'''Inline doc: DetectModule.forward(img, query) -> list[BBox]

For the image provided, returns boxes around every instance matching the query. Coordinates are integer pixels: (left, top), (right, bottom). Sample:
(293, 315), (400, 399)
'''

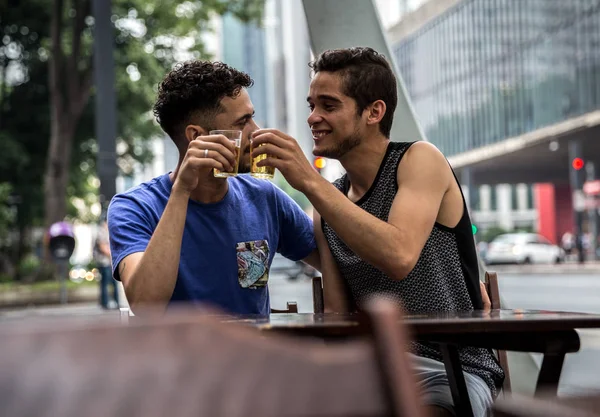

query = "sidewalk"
(491, 261), (600, 275)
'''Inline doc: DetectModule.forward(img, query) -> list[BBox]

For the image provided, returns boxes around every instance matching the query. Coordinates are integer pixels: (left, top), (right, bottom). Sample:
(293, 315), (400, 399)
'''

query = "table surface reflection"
(222, 309), (600, 335)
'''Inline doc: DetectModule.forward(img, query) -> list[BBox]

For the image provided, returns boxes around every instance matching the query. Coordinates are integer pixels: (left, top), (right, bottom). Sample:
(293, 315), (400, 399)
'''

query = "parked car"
(485, 233), (565, 265)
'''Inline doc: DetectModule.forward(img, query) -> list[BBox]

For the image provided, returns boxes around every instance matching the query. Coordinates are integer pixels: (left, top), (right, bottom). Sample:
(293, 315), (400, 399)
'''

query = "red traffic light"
(572, 157), (585, 171)
(314, 157), (327, 170)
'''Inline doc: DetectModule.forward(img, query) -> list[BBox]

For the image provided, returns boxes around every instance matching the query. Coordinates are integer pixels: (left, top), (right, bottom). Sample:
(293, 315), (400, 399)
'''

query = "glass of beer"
(251, 141), (275, 179)
(210, 130), (241, 178)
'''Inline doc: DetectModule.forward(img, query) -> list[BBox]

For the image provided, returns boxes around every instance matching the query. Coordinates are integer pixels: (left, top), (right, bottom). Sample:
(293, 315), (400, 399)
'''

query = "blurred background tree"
(0, 0), (264, 278)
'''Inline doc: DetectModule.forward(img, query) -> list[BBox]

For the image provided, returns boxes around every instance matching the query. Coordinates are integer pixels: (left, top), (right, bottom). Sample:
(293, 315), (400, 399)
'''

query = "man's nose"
(307, 110), (322, 127)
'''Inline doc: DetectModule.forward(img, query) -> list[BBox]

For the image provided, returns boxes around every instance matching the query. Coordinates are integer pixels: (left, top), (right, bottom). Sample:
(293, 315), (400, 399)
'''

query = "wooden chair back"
(312, 276), (325, 313)
(0, 298), (426, 417)
(271, 301), (299, 314)
(485, 270), (512, 395)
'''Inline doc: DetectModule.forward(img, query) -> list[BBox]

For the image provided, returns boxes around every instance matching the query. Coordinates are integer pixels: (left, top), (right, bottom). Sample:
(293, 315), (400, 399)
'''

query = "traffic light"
(471, 224), (478, 235)
(314, 156), (327, 172)
(572, 157), (585, 171)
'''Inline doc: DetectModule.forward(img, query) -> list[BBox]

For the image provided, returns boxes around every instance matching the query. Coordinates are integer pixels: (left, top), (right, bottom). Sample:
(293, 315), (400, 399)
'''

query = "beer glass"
(210, 130), (242, 178)
(250, 141), (275, 179)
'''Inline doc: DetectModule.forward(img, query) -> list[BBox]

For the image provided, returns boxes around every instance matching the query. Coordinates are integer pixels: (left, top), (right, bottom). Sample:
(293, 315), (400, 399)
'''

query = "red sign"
(583, 180), (600, 195)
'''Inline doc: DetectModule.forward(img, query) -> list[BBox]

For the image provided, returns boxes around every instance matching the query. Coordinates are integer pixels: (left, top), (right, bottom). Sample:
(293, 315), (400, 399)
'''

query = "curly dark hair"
(309, 47), (397, 138)
(153, 61), (254, 146)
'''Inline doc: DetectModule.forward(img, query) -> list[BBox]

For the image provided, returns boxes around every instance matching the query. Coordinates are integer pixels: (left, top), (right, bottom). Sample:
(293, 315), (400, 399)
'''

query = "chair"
(485, 270), (512, 395)
(271, 301), (299, 314)
(313, 273), (513, 394)
(312, 276), (325, 313)
(272, 275), (324, 314)
(0, 297), (426, 417)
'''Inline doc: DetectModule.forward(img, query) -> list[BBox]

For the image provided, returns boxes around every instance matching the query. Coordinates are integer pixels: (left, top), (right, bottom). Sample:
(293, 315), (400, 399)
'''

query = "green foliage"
(17, 253), (41, 276)
(0, 0), (264, 278)
(0, 182), (16, 240)
(0, 0), (264, 227)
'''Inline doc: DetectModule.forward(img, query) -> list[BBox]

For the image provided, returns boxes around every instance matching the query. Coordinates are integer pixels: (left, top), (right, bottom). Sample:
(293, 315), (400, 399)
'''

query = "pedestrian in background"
(95, 218), (119, 309)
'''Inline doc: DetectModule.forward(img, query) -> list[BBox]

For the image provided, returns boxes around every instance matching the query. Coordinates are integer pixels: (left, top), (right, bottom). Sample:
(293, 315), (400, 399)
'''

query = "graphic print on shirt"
(236, 240), (270, 289)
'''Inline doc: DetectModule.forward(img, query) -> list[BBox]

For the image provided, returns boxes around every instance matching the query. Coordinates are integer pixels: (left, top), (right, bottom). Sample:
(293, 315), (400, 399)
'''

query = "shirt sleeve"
(272, 184), (317, 261)
(107, 194), (156, 281)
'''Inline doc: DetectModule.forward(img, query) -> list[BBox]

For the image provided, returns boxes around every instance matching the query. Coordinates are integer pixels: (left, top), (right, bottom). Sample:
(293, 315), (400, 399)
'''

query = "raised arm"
(306, 142), (452, 281)
(250, 131), (453, 282)
(110, 134), (238, 313)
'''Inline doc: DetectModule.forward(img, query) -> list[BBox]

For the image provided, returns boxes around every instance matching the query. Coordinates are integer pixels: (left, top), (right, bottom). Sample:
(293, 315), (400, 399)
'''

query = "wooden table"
(225, 309), (600, 417)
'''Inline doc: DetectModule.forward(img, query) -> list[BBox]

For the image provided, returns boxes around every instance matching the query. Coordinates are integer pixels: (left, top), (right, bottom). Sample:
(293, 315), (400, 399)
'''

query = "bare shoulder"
(398, 141), (452, 185)
(403, 141), (447, 164)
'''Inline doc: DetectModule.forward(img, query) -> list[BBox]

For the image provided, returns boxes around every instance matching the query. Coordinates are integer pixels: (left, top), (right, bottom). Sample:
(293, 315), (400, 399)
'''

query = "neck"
(339, 133), (389, 200)
(170, 158), (229, 204)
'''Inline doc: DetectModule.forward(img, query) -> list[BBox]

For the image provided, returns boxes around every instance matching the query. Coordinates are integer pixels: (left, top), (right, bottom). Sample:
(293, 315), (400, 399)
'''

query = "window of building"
(527, 184), (535, 209)
(471, 186), (482, 211)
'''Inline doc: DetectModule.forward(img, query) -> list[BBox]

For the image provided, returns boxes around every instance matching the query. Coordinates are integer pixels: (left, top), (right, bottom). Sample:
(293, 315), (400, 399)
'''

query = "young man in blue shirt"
(108, 61), (319, 316)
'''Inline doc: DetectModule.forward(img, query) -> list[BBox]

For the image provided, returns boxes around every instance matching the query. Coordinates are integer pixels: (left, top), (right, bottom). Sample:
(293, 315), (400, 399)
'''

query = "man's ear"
(184, 125), (207, 144)
(365, 100), (387, 127)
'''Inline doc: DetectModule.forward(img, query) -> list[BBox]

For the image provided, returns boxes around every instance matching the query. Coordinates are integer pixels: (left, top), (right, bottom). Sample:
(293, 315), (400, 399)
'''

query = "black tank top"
(322, 141), (504, 395)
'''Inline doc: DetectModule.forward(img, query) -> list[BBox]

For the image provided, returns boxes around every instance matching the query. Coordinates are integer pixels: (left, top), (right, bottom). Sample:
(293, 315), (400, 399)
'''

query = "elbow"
(387, 254), (419, 281)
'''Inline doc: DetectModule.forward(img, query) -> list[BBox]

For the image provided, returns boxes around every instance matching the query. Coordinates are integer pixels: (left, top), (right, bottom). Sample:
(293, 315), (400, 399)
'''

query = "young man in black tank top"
(252, 47), (500, 417)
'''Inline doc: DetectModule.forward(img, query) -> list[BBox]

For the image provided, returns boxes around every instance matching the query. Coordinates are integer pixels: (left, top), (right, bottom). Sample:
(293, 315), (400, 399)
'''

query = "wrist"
(171, 182), (192, 199)
(301, 170), (326, 197)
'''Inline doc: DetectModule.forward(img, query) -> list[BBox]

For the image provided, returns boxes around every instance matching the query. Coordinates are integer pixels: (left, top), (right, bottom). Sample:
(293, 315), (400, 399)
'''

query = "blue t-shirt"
(107, 173), (316, 315)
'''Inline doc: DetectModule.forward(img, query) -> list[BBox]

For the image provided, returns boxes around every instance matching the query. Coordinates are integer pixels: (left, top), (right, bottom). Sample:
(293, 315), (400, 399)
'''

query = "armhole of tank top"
(418, 155), (468, 234)
(392, 141), (418, 194)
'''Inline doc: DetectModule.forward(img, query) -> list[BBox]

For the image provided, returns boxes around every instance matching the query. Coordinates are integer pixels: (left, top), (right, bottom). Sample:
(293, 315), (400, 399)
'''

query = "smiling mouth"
(312, 130), (331, 140)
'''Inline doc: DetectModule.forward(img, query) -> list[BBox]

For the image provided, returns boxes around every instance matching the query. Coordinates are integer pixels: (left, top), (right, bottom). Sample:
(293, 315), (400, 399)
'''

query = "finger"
(256, 157), (281, 170)
(251, 143), (287, 160)
(182, 157), (224, 172)
(480, 281), (491, 311)
(251, 128), (291, 140)
(197, 134), (237, 153)
(251, 132), (290, 148)
(188, 142), (237, 170)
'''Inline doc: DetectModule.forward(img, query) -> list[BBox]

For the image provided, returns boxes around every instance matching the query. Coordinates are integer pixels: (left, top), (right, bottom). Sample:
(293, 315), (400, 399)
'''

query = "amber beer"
(251, 142), (275, 179)
(210, 130), (241, 178)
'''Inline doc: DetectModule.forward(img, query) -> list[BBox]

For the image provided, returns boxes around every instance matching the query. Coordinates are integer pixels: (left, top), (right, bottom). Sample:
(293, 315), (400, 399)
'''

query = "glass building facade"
(393, 0), (600, 157)
(221, 14), (270, 128)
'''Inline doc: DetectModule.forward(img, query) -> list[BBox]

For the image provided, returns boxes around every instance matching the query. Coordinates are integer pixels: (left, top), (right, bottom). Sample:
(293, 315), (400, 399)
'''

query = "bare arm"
(314, 210), (348, 312)
(251, 131), (452, 282)
(304, 142), (451, 281)
(300, 248), (321, 271)
(118, 186), (190, 313)
(98, 242), (111, 258)
(117, 134), (238, 313)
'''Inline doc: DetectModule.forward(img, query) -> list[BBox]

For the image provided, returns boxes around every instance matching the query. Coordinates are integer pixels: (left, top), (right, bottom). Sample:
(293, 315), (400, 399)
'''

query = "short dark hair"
(309, 47), (397, 138)
(153, 61), (254, 146)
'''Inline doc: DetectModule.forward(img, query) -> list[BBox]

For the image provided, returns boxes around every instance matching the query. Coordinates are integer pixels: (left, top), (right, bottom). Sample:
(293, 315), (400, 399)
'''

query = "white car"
(485, 233), (565, 265)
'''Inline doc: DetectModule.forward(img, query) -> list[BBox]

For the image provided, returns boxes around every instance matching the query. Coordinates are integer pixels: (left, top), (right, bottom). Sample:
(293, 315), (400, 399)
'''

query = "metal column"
(586, 161), (598, 260)
(92, 0), (118, 213)
(568, 140), (586, 263)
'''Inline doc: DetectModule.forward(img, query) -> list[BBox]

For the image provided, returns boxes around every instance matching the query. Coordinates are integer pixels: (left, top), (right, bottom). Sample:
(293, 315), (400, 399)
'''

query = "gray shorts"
(410, 353), (493, 417)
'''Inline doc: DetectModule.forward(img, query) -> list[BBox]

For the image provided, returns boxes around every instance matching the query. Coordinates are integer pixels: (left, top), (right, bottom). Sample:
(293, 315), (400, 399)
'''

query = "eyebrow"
(306, 94), (343, 104)
(234, 110), (255, 124)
